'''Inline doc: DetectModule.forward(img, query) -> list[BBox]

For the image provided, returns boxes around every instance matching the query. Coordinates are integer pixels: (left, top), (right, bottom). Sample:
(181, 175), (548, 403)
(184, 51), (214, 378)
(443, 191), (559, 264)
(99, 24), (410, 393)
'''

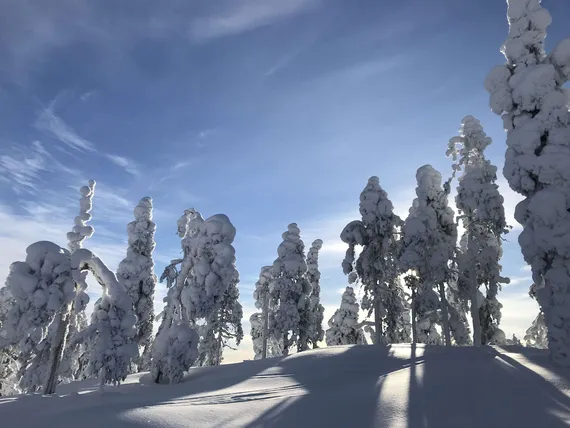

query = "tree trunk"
(282, 333), (289, 356)
(216, 317), (224, 366)
(43, 306), (71, 395)
(468, 234), (482, 347)
(438, 283), (452, 347)
(411, 288), (417, 345)
(374, 298), (383, 345)
(262, 293), (269, 359)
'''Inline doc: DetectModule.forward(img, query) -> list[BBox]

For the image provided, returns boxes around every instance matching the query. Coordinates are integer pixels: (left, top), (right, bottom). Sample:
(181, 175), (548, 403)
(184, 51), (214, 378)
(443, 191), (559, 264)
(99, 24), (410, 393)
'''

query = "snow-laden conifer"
(116, 197), (157, 371)
(341, 177), (407, 344)
(0, 242), (76, 393)
(447, 116), (510, 346)
(152, 211), (238, 381)
(60, 180), (96, 384)
(268, 223), (311, 356)
(524, 312), (548, 349)
(252, 266), (282, 358)
(198, 280), (243, 366)
(178, 213), (239, 322)
(306, 239), (325, 348)
(400, 166), (457, 346)
(485, 0), (570, 364)
(0, 287), (19, 396)
(325, 287), (367, 346)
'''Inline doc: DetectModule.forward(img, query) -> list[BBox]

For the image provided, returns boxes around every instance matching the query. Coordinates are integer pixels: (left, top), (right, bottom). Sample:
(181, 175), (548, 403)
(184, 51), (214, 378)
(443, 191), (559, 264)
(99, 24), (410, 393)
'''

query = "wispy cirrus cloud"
(34, 102), (96, 152)
(189, 0), (320, 41)
(0, 141), (47, 192)
(106, 154), (140, 176)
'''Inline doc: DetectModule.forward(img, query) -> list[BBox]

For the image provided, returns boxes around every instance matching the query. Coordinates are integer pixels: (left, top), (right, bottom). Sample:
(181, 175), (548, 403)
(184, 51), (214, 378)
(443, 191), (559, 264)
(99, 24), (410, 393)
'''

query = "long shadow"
(497, 345), (570, 385)
(408, 345), (570, 428)
(245, 344), (418, 428)
(0, 357), (281, 428)
(407, 344), (425, 428)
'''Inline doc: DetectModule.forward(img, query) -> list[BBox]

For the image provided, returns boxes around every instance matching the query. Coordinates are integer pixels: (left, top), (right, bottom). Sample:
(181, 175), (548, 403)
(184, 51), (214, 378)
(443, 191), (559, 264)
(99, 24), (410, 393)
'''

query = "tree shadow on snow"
(1, 357), (281, 428)
(244, 344), (418, 428)
(407, 345), (570, 428)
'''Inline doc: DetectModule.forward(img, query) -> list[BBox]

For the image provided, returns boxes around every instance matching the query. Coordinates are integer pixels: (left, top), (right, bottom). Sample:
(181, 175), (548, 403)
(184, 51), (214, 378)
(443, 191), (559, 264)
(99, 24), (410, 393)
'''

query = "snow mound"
(1, 345), (569, 427)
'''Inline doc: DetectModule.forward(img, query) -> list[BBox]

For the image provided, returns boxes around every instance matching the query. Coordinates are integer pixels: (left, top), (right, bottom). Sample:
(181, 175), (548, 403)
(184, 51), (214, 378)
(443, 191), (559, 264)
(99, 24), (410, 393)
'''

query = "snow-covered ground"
(1, 344), (570, 427)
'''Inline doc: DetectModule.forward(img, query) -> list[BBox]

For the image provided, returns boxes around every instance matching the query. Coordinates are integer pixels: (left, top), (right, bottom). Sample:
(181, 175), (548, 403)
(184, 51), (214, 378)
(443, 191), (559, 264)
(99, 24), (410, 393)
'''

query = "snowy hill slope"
(1, 344), (570, 428)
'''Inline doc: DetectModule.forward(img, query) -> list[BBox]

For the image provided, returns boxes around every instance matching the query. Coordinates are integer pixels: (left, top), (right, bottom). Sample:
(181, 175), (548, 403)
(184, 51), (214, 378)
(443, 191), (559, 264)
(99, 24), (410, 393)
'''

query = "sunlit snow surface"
(1, 344), (570, 427)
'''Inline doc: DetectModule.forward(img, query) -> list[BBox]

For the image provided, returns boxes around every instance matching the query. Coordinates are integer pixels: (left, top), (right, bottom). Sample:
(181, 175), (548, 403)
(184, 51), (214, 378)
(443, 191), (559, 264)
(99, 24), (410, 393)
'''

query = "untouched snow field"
(2, 344), (570, 427)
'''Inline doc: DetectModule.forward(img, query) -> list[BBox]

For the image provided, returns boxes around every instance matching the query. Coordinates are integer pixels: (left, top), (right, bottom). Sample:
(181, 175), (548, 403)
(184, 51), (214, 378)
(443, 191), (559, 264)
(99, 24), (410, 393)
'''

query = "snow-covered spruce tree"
(447, 116), (510, 346)
(178, 213), (239, 323)
(0, 242), (77, 393)
(485, 0), (570, 364)
(60, 180), (96, 383)
(268, 223), (311, 356)
(152, 211), (239, 381)
(250, 313), (264, 360)
(446, 281), (472, 346)
(150, 211), (200, 384)
(198, 279), (243, 366)
(325, 287), (367, 346)
(0, 287), (19, 396)
(306, 239), (325, 349)
(341, 177), (407, 345)
(116, 197), (157, 372)
(524, 312), (548, 349)
(252, 266), (282, 358)
(400, 165), (457, 346)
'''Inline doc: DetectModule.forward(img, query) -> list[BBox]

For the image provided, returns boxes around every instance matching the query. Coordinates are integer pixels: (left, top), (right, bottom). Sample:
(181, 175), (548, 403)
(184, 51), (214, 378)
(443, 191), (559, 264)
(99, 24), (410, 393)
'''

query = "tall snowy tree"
(0, 287), (19, 396)
(268, 223), (311, 356)
(60, 180), (96, 383)
(446, 270), (472, 346)
(485, 0), (570, 364)
(116, 197), (157, 372)
(341, 177), (407, 345)
(251, 266), (282, 358)
(325, 287), (367, 346)
(198, 279), (243, 366)
(152, 210), (239, 382)
(0, 242), (77, 394)
(400, 165), (457, 346)
(151, 210), (200, 384)
(306, 239), (325, 349)
(447, 116), (510, 346)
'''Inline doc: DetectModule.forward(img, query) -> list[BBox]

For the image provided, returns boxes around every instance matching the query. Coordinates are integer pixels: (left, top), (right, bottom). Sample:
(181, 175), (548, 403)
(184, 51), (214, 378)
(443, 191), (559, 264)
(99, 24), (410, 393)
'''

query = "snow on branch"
(67, 180), (96, 253)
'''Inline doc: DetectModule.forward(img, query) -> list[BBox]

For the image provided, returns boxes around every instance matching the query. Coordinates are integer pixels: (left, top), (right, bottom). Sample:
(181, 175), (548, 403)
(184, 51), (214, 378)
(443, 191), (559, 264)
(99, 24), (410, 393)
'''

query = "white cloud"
(0, 141), (47, 192)
(506, 275), (532, 287)
(34, 102), (96, 152)
(106, 154), (140, 176)
(190, 0), (319, 41)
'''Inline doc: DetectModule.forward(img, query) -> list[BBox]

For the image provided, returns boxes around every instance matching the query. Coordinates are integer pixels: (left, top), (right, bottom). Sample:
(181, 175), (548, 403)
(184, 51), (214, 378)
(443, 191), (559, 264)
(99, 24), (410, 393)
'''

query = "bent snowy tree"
(0, 242), (137, 393)
(485, 0), (570, 365)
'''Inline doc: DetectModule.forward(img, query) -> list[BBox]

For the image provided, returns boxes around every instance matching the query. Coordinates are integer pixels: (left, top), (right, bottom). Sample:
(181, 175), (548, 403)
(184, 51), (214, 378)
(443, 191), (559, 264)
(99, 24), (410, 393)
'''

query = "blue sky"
(1, 0), (569, 362)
